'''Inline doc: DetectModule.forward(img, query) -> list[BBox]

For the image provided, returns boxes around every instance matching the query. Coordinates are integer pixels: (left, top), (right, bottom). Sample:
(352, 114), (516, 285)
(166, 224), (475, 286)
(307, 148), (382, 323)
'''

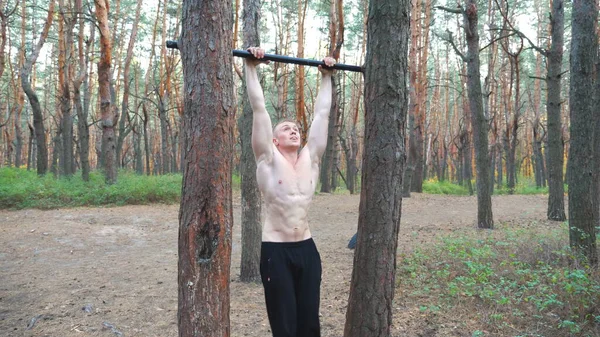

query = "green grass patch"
(0, 167), (182, 209)
(398, 223), (600, 336)
(422, 176), (559, 196)
(423, 179), (470, 195)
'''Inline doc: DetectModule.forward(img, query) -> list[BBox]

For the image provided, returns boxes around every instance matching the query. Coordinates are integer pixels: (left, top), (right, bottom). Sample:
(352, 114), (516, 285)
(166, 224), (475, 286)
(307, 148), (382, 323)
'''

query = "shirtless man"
(245, 47), (334, 337)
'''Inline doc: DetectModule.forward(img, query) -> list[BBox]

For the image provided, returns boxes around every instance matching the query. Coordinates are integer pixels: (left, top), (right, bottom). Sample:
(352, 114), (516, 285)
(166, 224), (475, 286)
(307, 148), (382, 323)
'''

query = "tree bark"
(546, 0), (566, 221)
(440, 0), (495, 227)
(178, 0), (235, 335)
(238, 0), (262, 283)
(0, 0), (7, 79)
(21, 0), (55, 175)
(343, 0), (409, 334)
(58, 0), (75, 177)
(95, 0), (117, 184)
(567, 0), (598, 266)
(73, 0), (92, 181)
(116, 0), (142, 170)
(295, 0), (308, 135)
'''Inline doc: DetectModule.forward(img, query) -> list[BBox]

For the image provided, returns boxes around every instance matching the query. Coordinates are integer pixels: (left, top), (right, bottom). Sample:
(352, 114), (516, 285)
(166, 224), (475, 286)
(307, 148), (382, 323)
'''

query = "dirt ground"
(0, 193), (553, 337)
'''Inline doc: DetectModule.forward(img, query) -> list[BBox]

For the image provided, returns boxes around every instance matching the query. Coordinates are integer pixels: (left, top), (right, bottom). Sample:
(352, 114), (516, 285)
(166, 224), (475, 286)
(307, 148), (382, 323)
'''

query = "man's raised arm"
(245, 47), (273, 162)
(306, 57), (335, 162)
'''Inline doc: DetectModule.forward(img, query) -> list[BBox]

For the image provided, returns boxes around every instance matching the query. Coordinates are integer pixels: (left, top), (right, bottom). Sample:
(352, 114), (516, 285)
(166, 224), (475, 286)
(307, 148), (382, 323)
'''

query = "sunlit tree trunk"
(295, 0), (308, 135)
(95, 0), (117, 184)
(142, 0), (160, 175)
(73, 0), (92, 181)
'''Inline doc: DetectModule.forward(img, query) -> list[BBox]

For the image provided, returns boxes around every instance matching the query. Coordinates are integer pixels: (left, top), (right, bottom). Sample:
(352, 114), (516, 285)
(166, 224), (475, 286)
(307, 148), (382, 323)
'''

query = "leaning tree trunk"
(21, 0), (54, 176)
(116, 0), (141, 169)
(178, 0), (235, 335)
(546, 0), (566, 221)
(567, 0), (598, 266)
(238, 0), (262, 283)
(343, 0), (409, 334)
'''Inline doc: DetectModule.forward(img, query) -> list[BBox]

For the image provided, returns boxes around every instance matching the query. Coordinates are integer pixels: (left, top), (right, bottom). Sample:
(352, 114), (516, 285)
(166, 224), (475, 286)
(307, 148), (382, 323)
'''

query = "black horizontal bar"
(166, 40), (363, 73)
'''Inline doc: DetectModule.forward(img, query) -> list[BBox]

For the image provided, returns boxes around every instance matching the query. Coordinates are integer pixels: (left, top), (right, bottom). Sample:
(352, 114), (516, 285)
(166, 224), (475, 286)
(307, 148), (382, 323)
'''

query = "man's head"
(273, 118), (302, 151)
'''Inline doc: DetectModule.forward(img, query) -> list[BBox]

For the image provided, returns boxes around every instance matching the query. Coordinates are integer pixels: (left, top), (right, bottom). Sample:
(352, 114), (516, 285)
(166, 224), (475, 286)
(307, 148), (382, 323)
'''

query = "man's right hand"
(246, 47), (270, 67)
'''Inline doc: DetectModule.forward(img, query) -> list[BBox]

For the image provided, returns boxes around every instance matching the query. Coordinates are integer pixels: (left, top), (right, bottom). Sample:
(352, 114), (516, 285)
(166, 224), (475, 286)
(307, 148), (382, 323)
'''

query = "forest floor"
(1, 193), (554, 337)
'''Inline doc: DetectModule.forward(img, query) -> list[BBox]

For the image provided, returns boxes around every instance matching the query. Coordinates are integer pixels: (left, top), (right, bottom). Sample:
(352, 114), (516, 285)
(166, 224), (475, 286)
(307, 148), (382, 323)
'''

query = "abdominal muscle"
(257, 149), (317, 242)
(262, 196), (313, 242)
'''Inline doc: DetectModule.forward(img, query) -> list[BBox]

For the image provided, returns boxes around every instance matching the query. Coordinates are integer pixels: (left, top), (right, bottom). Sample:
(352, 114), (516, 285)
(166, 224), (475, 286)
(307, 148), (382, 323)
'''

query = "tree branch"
(528, 75), (547, 81)
(479, 30), (517, 52)
(443, 30), (467, 62)
(435, 5), (463, 14)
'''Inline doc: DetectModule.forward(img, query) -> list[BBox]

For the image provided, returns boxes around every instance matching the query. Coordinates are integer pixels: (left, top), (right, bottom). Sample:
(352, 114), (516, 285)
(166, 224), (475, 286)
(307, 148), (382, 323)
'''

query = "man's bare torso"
(256, 145), (319, 242)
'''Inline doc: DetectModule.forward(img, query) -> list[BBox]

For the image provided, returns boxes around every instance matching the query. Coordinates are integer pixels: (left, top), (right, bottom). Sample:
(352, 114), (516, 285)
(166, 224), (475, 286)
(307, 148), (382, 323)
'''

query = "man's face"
(273, 122), (301, 149)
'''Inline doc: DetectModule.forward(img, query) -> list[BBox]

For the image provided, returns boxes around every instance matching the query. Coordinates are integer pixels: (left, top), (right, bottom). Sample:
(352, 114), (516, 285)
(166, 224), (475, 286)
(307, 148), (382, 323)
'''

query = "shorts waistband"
(261, 238), (314, 248)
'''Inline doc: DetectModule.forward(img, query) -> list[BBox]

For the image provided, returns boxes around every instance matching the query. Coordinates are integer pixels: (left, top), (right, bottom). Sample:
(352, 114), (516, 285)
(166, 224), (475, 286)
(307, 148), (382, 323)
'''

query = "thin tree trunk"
(21, 0), (55, 175)
(74, 0), (92, 181)
(344, 0), (409, 334)
(546, 0), (566, 221)
(58, 0), (75, 176)
(567, 0), (598, 266)
(440, 0), (494, 227)
(0, 0), (7, 79)
(238, 0), (262, 283)
(178, 0), (235, 335)
(295, 0), (308, 135)
(95, 0), (117, 184)
(116, 0), (141, 169)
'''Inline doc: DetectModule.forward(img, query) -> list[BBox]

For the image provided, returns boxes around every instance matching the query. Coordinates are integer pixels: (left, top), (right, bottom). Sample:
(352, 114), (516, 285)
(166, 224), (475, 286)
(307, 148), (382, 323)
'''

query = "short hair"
(273, 118), (301, 135)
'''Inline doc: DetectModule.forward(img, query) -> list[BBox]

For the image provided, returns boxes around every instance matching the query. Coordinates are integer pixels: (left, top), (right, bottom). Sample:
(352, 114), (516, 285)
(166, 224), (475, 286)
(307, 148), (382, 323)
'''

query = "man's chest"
(257, 154), (318, 197)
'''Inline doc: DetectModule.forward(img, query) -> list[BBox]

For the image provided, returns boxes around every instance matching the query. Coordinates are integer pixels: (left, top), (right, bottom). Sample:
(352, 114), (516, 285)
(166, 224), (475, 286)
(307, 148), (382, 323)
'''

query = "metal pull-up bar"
(166, 40), (363, 73)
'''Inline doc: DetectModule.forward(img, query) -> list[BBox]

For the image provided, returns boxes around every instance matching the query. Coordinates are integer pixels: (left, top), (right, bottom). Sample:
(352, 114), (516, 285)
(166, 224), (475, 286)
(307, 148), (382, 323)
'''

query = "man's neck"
(277, 147), (299, 166)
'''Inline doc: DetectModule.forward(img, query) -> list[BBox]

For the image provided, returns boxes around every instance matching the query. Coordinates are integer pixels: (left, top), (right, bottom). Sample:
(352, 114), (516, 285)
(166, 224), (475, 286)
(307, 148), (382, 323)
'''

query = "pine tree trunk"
(567, 0), (598, 266)
(21, 0), (54, 175)
(95, 0), (117, 184)
(238, 0), (262, 283)
(116, 0), (141, 168)
(74, 1), (92, 181)
(0, 0), (6, 80)
(58, 2), (75, 176)
(295, 0), (308, 134)
(464, 0), (493, 228)
(546, 0), (566, 221)
(343, 0), (409, 334)
(14, 107), (22, 168)
(320, 75), (340, 193)
(178, 0), (235, 335)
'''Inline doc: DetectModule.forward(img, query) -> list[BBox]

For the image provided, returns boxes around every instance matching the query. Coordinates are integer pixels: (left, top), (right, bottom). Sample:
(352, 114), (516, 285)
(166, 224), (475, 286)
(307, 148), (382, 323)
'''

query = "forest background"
(0, 0), (571, 194)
